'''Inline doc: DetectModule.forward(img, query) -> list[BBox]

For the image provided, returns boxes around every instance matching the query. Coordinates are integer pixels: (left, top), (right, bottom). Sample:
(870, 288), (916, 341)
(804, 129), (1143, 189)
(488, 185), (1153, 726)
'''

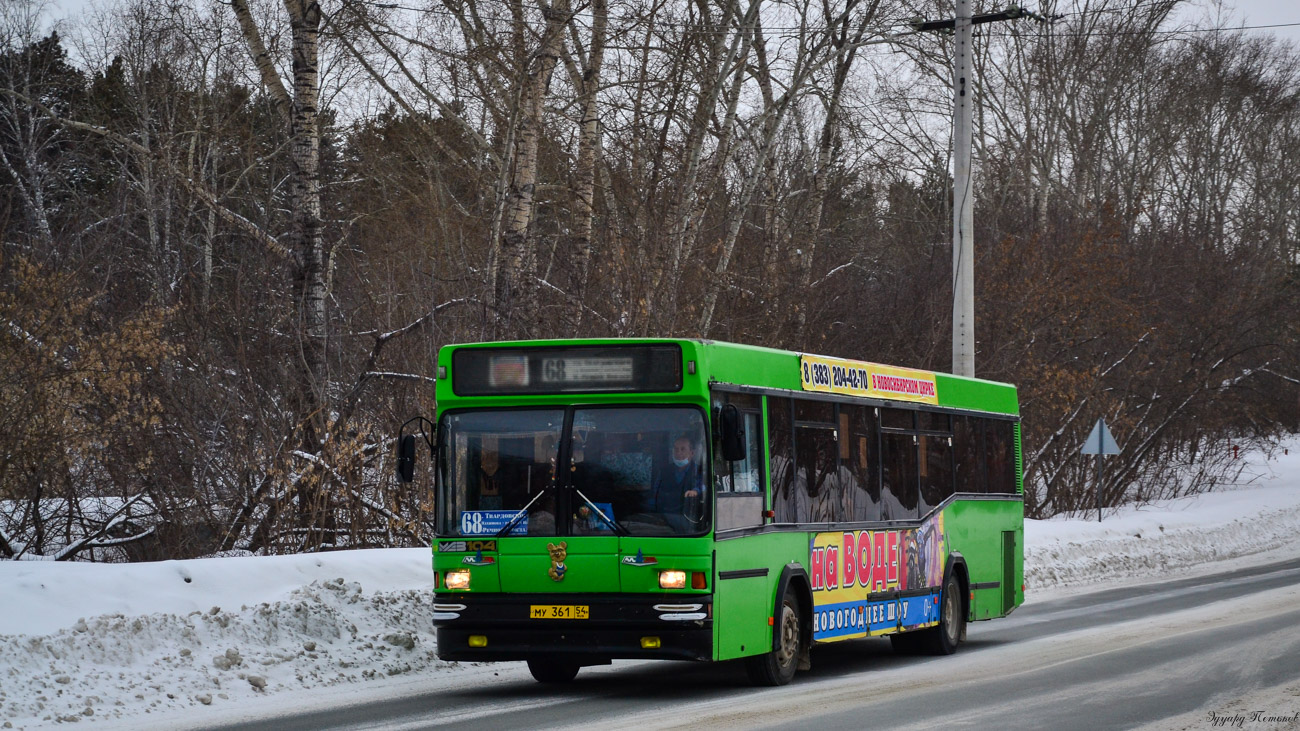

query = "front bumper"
(433, 593), (714, 662)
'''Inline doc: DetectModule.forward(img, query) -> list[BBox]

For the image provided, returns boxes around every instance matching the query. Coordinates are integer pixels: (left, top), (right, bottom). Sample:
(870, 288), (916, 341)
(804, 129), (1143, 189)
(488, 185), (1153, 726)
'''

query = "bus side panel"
(942, 498), (1024, 619)
(713, 531), (807, 661)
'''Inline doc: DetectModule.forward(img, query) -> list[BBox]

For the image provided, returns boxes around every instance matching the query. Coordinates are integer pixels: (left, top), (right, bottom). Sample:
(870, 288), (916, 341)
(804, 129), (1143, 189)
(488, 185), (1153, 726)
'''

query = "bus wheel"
(744, 587), (802, 686)
(921, 573), (964, 656)
(527, 657), (580, 683)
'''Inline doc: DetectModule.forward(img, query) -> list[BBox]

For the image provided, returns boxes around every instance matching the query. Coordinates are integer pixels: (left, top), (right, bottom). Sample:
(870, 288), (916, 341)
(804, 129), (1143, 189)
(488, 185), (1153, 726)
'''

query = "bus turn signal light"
(640, 636), (661, 649)
(691, 572), (706, 590)
(468, 635), (487, 647)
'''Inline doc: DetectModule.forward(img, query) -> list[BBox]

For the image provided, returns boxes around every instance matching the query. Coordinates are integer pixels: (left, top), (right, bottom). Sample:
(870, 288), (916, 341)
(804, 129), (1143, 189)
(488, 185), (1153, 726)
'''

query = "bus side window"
(713, 393), (763, 494)
(953, 416), (986, 493)
(919, 421), (954, 514)
(767, 397), (796, 522)
(986, 420), (1016, 494)
(793, 399), (839, 523)
(881, 409), (919, 521)
(843, 404), (879, 522)
(738, 411), (762, 491)
(795, 423), (839, 522)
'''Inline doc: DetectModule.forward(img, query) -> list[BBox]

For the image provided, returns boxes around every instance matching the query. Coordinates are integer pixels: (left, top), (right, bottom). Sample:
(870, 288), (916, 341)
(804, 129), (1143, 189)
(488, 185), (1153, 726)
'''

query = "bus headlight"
(445, 570), (471, 590)
(658, 570), (686, 590)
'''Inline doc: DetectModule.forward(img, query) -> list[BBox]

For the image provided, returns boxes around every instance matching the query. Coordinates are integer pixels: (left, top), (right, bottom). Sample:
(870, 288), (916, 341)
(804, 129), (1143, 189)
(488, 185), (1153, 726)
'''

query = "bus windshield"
(437, 407), (710, 537)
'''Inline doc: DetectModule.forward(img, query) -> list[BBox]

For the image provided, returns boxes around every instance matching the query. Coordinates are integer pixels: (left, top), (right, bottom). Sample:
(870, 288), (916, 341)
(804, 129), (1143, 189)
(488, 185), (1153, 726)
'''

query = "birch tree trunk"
(569, 0), (607, 329)
(286, 0), (327, 433)
(230, 0), (330, 549)
(494, 0), (571, 337)
(285, 0), (330, 547)
(0, 5), (59, 248)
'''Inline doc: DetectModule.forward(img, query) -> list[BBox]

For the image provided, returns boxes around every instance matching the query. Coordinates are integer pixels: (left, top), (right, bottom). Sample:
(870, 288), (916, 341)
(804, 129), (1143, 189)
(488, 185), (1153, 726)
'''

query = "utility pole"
(952, 0), (975, 378)
(913, 5), (1030, 378)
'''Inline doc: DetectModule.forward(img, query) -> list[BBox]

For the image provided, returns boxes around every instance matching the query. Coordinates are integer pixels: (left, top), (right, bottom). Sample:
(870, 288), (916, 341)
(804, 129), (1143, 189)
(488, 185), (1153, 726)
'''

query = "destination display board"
(453, 344), (682, 395)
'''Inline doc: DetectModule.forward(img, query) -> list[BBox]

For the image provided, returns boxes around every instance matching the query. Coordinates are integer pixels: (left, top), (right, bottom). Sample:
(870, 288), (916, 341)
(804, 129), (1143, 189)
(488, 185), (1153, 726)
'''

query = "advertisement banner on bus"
(799, 355), (939, 405)
(808, 513), (949, 641)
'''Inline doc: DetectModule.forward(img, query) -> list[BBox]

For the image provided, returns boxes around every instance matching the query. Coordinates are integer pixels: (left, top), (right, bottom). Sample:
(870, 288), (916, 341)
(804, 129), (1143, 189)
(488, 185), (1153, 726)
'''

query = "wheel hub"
(944, 590), (959, 644)
(776, 604), (798, 668)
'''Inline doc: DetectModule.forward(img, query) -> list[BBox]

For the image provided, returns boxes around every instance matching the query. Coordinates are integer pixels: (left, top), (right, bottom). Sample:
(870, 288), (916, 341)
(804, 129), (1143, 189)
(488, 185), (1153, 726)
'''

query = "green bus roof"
(435, 338), (1018, 417)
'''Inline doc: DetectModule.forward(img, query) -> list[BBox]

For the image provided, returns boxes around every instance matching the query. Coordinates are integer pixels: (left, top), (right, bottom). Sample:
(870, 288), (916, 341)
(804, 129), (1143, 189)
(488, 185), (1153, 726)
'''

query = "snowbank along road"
(1, 444), (1298, 729)
(197, 556), (1300, 731)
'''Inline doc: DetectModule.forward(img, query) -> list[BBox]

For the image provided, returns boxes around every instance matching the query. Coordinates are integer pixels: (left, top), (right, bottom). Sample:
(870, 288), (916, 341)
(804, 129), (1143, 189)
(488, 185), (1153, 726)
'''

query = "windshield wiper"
(572, 487), (628, 536)
(494, 487), (549, 537)
(492, 484), (628, 537)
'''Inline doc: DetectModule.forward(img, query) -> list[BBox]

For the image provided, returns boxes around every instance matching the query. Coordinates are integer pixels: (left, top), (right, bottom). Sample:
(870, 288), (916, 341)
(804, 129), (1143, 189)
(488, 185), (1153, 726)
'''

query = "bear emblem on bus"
(547, 542), (568, 582)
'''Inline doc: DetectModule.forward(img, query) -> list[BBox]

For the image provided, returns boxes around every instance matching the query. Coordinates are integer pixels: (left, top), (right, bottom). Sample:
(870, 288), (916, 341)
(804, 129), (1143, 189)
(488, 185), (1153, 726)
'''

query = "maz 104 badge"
(438, 540), (498, 553)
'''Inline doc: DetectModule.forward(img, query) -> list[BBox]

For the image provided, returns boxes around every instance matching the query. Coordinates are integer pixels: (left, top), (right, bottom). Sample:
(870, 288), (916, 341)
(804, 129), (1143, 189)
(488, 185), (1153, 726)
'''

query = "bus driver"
(648, 436), (705, 523)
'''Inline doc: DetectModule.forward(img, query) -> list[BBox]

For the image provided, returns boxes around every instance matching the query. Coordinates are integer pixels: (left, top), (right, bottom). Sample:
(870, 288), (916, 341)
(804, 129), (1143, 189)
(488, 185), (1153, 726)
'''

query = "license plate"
(530, 604), (590, 620)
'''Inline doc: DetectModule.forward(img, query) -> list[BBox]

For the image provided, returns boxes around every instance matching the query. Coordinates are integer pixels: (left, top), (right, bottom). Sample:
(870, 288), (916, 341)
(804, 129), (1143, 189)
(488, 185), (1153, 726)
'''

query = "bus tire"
(920, 572), (964, 656)
(744, 587), (802, 686)
(527, 657), (580, 683)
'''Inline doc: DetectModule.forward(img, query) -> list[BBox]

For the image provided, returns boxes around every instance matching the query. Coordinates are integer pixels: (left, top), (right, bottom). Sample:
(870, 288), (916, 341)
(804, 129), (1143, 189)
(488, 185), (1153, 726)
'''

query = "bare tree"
(0, 2), (73, 248)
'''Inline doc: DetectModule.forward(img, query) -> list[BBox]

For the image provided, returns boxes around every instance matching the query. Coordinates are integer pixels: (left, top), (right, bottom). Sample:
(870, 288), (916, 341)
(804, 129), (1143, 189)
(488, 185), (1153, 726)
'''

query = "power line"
(1043, 0), (1173, 20)
(982, 20), (1300, 38)
(343, 0), (1300, 41)
(345, 0), (932, 36)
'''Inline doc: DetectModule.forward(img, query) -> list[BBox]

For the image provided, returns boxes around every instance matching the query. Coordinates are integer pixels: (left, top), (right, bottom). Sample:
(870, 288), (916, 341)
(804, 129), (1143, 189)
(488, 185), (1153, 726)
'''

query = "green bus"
(397, 339), (1023, 686)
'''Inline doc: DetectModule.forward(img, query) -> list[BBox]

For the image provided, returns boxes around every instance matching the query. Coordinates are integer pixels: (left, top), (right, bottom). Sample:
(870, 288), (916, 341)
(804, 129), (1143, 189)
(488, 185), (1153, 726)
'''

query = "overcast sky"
(39, 0), (1300, 63)
(1177, 0), (1300, 45)
(43, 0), (1300, 35)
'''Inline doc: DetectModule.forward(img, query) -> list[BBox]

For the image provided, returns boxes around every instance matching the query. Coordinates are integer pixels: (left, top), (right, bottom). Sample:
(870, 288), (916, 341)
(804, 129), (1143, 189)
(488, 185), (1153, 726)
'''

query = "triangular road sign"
(1081, 418), (1120, 455)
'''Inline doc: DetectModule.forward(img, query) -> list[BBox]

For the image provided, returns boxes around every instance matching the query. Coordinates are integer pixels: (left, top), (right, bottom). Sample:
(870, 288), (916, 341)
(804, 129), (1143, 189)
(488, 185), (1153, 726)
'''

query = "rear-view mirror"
(396, 433), (416, 482)
(720, 404), (746, 462)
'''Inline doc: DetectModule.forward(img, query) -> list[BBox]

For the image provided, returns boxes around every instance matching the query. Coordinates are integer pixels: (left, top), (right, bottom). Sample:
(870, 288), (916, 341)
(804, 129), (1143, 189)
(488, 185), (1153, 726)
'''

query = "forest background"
(1, 0), (1297, 560)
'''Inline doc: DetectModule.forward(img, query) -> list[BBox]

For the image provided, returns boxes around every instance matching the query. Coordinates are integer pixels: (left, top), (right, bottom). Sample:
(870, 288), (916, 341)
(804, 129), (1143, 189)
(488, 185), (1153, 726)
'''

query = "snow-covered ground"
(2, 441), (1298, 730)
(1026, 442), (1300, 594)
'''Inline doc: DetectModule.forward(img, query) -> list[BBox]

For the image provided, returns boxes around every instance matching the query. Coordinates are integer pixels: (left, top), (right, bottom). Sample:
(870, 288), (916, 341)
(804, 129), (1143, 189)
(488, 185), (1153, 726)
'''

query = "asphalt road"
(215, 557), (1300, 731)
